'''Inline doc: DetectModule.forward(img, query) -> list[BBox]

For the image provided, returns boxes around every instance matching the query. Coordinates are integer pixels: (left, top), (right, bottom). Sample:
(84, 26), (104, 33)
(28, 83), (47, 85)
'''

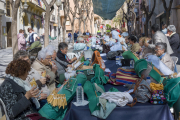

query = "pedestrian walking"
(17, 29), (26, 50)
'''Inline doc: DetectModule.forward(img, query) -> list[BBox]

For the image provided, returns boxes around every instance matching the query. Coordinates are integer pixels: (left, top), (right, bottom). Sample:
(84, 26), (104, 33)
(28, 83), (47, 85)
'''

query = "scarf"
(159, 53), (166, 60)
(6, 74), (40, 109)
(170, 32), (176, 37)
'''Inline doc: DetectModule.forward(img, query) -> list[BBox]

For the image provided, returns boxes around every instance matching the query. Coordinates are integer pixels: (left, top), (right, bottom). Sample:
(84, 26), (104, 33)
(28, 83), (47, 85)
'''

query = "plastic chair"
(171, 56), (178, 64)
(0, 98), (9, 120)
(171, 56), (178, 73)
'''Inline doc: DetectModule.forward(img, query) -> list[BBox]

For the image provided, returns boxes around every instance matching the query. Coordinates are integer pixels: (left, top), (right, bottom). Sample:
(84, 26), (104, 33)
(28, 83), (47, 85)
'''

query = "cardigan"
(0, 78), (37, 120)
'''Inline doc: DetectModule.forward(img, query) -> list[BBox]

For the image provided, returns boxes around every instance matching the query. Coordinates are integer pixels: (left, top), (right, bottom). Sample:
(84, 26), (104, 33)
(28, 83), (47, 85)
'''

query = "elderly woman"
(32, 48), (57, 92)
(13, 50), (50, 108)
(57, 42), (77, 64)
(46, 45), (72, 77)
(0, 60), (50, 120)
(73, 37), (87, 50)
(167, 25), (180, 52)
(129, 35), (141, 53)
(155, 42), (174, 71)
(138, 37), (153, 58)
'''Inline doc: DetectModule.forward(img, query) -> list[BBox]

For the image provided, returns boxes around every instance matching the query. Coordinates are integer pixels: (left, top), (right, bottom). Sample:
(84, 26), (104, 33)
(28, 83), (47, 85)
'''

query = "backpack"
(91, 51), (106, 70)
(29, 33), (34, 45)
(68, 33), (71, 37)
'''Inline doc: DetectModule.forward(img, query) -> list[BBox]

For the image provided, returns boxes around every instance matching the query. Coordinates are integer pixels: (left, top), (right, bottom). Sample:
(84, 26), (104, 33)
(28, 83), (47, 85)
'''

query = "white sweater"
(100, 92), (133, 107)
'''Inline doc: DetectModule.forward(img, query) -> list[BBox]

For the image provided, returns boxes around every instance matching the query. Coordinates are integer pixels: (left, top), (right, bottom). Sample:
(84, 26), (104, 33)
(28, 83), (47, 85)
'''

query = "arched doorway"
(37, 20), (40, 35)
(23, 13), (28, 38)
(30, 15), (35, 29)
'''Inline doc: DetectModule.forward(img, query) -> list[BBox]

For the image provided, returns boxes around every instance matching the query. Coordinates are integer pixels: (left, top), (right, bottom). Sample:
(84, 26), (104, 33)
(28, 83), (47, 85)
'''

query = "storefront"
(19, 0), (45, 38)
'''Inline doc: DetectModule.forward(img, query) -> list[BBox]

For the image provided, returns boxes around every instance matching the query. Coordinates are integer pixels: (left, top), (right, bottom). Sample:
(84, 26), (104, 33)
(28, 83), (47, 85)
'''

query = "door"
(6, 22), (12, 47)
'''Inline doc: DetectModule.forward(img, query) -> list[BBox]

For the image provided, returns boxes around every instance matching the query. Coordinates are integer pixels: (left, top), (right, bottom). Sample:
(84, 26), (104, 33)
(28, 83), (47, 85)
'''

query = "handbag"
(134, 80), (151, 103)
(91, 51), (106, 70)
(127, 75), (151, 105)
(108, 68), (139, 85)
(102, 44), (110, 53)
(150, 90), (166, 104)
(83, 50), (93, 60)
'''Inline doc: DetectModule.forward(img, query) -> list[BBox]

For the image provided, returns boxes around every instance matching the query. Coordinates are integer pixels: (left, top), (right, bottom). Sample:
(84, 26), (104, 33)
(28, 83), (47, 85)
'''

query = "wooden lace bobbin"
(30, 78), (37, 87)
(41, 70), (46, 77)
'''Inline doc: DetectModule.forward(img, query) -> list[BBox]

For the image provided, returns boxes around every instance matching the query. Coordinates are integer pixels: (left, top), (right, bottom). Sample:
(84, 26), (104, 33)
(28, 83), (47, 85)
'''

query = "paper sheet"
(105, 68), (111, 73)
(100, 53), (106, 56)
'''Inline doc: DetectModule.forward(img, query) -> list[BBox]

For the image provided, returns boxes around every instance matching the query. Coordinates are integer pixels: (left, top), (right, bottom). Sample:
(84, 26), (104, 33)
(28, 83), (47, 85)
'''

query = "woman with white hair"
(167, 25), (180, 52)
(31, 48), (58, 92)
(74, 37), (87, 50)
(155, 42), (174, 71)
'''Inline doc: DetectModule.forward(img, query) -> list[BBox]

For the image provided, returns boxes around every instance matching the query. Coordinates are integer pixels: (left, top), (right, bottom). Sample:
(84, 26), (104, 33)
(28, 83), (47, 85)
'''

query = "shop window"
(31, 20), (34, 29)
(37, 21), (40, 36)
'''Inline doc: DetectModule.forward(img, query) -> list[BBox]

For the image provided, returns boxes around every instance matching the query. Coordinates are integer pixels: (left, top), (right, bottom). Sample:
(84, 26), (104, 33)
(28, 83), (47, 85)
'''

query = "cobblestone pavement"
(0, 39), (73, 79)
(0, 40), (180, 79)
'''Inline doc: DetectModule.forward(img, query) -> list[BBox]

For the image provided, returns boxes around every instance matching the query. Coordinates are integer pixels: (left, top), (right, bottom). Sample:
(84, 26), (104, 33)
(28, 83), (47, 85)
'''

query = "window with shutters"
(6, 0), (11, 17)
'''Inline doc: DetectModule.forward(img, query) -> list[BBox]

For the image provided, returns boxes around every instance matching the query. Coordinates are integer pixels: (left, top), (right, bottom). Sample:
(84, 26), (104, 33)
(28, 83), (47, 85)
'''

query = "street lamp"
(23, 0), (28, 10)
(56, 0), (62, 43)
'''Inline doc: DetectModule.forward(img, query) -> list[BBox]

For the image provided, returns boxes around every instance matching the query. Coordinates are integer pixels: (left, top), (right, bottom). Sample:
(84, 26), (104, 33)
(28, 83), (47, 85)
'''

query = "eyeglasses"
(155, 48), (161, 51)
(45, 57), (51, 60)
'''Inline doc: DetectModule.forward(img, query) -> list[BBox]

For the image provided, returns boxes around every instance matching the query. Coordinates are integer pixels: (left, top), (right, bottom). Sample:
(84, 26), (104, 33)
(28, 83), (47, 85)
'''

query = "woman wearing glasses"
(155, 42), (174, 71)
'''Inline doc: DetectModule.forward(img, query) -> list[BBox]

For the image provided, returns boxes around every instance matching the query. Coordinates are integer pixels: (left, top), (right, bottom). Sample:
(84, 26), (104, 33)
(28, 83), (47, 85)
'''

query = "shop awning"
(92, 0), (126, 20)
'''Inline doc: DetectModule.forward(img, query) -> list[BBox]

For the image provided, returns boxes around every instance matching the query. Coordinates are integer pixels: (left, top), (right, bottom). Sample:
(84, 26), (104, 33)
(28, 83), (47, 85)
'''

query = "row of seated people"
(103, 26), (175, 72)
(0, 42), (77, 119)
(127, 36), (174, 72)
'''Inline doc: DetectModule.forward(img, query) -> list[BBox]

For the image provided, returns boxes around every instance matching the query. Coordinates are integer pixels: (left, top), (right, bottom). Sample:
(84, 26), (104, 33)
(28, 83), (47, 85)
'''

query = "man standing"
(167, 25), (180, 53)
(74, 30), (78, 43)
(86, 30), (90, 35)
(145, 24), (173, 55)
(26, 28), (39, 46)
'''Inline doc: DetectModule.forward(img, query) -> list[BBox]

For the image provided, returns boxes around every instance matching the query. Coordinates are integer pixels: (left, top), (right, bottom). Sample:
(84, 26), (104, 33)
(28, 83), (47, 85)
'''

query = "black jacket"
(0, 78), (37, 120)
(168, 33), (180, 52)
(57, 51), (70, 64)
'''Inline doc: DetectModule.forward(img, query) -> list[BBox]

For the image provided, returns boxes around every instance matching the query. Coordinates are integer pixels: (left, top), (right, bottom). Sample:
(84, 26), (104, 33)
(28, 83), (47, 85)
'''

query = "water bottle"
(119, 56), (123, 66)
(130, 59), (134, 68)
(76, 83), (84, 104)
(146, 77), (151, 85)
(116, 56), (120, 65)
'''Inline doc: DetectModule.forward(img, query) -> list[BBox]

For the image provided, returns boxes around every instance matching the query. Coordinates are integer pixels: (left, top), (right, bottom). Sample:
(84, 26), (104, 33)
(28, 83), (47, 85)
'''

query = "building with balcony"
(0, 0), (46, 49)
(0, 0), (6, 49)
(19, 0), (46, 37)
